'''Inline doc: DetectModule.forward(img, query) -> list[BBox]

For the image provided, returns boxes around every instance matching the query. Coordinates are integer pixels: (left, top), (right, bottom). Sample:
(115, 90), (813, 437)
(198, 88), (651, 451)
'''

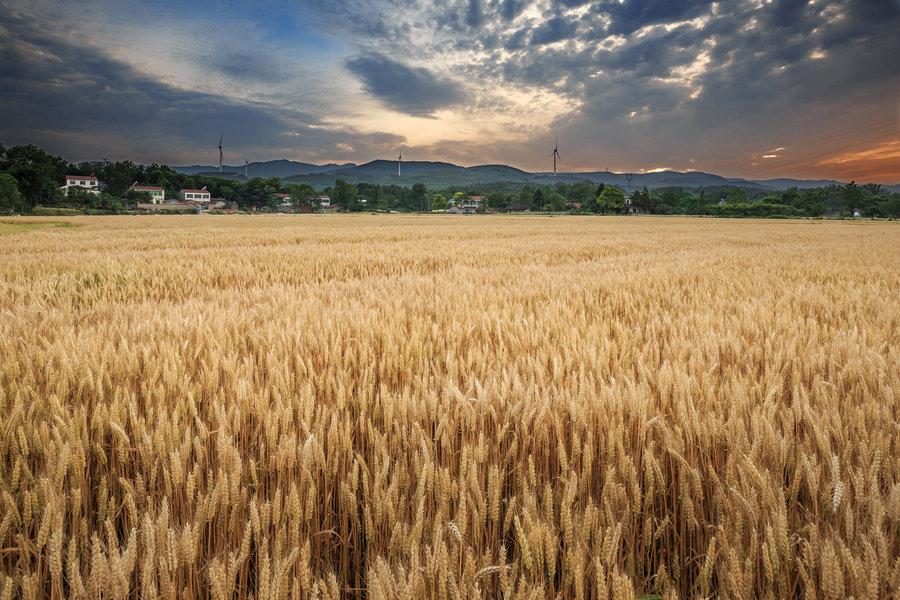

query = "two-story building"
(129, 184), (165, 204)
(178, 188), (211, 203)
(62, 175), (101, 196)
(316, 195), (331, 207)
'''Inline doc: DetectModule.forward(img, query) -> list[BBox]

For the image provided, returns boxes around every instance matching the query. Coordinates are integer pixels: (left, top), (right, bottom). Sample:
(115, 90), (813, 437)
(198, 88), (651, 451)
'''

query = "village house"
(274, 192), (292, 206)
(61, 174), (101, 196)
(129, 184), (165, 204)
(178, 187), (211, 203)
(316, 195), (331, 207)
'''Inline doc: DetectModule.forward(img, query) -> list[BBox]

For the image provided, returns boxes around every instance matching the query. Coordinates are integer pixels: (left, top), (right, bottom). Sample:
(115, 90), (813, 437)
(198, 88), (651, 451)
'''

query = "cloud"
(531, 16), (579, 45)
(599, 0), (716, 35)
(0, 6), (402, 164)
(201, 51), (282, 83)
(345, 53), (465, 118)
(1, 0), (898, 180)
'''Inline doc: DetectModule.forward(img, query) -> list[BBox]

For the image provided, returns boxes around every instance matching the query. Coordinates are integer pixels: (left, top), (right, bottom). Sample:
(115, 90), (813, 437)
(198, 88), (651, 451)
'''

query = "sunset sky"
(1, 0), (898, 181)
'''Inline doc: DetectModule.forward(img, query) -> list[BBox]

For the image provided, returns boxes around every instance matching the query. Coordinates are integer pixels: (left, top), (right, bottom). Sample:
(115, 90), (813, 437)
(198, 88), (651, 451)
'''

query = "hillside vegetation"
(0, 216), (897, 599)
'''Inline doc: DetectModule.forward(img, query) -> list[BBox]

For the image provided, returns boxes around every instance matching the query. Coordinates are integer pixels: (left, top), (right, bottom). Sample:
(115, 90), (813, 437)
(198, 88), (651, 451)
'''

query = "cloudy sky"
(1, 0), (898, 181)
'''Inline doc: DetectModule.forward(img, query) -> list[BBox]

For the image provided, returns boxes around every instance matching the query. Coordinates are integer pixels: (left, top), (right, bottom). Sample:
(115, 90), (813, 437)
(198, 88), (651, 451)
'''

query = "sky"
(1, 0), (899, 182)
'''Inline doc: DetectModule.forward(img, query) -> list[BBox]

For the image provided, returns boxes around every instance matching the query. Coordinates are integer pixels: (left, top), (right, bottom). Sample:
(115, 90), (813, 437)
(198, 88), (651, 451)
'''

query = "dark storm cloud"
(499, 0), (528, 21)
(466, 0), (484, 28)
(0, 6), (402, 163)
(531, 15), (579, 45)
(345, 53), (465, 118)
(597, 0), (716, 35)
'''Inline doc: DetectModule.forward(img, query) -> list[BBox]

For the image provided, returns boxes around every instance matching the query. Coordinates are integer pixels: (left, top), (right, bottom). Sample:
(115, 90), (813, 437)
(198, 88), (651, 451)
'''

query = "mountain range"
(174, 159), (899, 192)
(175, 159), (354, 178)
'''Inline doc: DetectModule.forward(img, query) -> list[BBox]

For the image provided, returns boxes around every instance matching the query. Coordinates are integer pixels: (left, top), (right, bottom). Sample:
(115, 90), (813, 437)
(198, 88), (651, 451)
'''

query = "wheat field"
(0, 215), (897, 599)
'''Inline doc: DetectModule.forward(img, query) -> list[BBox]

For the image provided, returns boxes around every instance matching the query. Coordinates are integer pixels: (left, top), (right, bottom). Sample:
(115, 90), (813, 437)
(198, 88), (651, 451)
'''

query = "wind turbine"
(242, 156), (249, 178)
(552, 136), (561, 176)
(218, 134), (224, 173)
(398, 148), (402, 177)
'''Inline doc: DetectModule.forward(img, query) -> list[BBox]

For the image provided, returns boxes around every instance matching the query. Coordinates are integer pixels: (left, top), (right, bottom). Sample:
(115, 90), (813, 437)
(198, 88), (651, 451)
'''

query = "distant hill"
(755, 178), (843, 189)
(178, 158), (863, 191)
(174, 159), (355, 178)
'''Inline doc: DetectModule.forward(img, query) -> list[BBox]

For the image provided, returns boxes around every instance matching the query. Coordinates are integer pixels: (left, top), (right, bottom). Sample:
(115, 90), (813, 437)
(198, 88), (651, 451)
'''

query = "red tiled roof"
(180, 189), (210, 194)
(66, 175), (97, 180)
(131, 185), (164, 191)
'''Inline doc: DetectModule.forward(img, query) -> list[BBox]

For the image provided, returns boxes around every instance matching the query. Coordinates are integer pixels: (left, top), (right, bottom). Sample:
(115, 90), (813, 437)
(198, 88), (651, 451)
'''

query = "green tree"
(597, 186), (626, 213)
(542, 191), (566, 212)
(530, 188), (545, 211)
(411, 183), (428, 212)
(798, 188), (827, 216)
(840, 182), (865, 216)
(877, 195), (900, 218)
(431, 194), (447, 210)
(485, 191), (505, 210)
(282, 183), (315, 207)
(0, 144), (69, 210)
(238, 178), (277, 208)
(333, 179), (358, 211)
(518, 186), (533, 208)
(125, 189), (153, 205)
(726, 188), (748, 204)
(95, 160), (142, 196)
(0, 173), (23, 212)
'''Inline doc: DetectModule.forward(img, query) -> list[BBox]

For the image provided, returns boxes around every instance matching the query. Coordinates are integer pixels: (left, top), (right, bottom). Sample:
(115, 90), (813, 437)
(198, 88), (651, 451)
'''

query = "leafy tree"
(284, 183), (316, 207)
(518, 186), (533, 208)
(582, 195), (599, 213)
(629, 187), (652, 212)
(780, 187), (800, 208)
(530, 188), (545, 211)
(238, 178), (277, 208)
(877, 195), (900, 218)
(798, 188), (827, 216)
(485, 191), (505, 210)
(0, 173), (23, 212)
(333, 179), (358, 211)
(840, 182), (865, 215)
(411, 183), (428, 212)
(726, 188), (748, 204)
(0, 144), (69, 210)
(94, 160), (142, 196)
(431, 194), (447, 210)
(597, 186), (626, 213)
(125, 189), (153, 204)
(542, 191), (566, 212)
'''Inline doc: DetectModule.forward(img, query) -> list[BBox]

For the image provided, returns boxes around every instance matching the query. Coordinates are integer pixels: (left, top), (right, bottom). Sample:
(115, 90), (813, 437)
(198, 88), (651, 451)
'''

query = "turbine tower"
(242, 156), (249, 178)
(552, 136), (561, 176)
(218, 134), (224, 173)
(398, 149), (402, 177)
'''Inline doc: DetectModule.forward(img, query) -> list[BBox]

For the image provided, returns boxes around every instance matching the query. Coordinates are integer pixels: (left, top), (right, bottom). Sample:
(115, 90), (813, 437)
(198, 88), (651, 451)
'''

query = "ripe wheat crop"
(0, 215), (897, 599)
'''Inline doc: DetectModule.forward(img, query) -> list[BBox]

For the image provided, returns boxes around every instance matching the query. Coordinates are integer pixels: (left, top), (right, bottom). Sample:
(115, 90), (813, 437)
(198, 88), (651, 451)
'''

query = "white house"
(62, 174), (101, 196)
(316, 195), (331, 207)
(179, 188), (211, 202)
(129, 184), (165, 204)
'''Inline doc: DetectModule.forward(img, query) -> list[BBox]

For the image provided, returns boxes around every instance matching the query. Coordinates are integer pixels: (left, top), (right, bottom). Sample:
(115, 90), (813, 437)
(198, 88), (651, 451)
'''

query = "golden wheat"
(0, 214), (897, 599)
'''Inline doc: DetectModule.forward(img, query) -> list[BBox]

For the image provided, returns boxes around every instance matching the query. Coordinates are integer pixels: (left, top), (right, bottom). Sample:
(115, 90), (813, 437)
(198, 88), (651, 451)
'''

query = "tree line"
(1, 143), (897, 217)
